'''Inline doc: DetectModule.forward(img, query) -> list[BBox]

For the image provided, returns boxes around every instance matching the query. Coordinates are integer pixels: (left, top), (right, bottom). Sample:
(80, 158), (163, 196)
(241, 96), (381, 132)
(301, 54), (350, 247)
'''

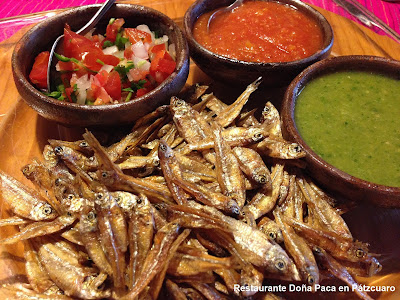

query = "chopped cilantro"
(132, 79), (147, 90)
(114, 63), (135, 82)
(115, 32), (129, 50)
(54, 53), (80, 64)
(96, 59), (105, 65)
(125, 92), (133, 102)
(102, 40), (114, 48)
(153, 30), (160, 39)
(44, 84), (66, 101)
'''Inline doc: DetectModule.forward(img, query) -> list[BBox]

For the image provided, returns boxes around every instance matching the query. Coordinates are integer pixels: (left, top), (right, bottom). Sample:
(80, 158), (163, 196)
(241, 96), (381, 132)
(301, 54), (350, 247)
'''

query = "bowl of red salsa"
(12, 4), (189, 127)
(184, 0), (333, 86)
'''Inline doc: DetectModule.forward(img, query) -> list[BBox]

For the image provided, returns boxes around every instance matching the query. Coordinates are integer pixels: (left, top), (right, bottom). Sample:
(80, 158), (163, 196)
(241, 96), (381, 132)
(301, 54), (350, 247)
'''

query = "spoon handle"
(207, 0), (244, 31)
(77, 0), (116, 35)
(333, 0), (400, 43)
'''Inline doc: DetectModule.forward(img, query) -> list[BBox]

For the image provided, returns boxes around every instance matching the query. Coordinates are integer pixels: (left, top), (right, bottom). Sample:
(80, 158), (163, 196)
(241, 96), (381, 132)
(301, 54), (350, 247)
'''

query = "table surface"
(0, 0), (399, 299)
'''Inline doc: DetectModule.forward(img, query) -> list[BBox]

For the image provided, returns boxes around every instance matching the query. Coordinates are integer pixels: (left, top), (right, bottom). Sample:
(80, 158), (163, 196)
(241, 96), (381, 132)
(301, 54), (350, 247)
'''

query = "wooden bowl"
(281, 55), (400, 207)
(11, 4), (189, 127)
(183, 0), (333, 86)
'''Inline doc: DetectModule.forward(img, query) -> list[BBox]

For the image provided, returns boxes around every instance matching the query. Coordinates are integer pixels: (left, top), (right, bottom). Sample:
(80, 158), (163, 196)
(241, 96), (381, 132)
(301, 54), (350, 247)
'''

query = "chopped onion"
(137, 24), (151, 33)
(136, 24), (155, 41)
(76, 74), (91, 91)
(114, 50), (125, 59)
(133, 57), (150, 72)
(75, 74), (90, 105)
(168, 43), (176, 60)
(102, 45), (119, 55)
(84, 28), (96, 39)
(132, 41), (149, 60)
(76, 89), (87, 105)
(154, 35), (169, 45)
(100, 64), (114, 73)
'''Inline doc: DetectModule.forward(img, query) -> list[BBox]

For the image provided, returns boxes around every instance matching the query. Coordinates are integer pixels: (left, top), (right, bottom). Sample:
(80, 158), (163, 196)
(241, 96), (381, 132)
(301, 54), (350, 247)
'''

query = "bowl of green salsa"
(281, 55), (400, 207)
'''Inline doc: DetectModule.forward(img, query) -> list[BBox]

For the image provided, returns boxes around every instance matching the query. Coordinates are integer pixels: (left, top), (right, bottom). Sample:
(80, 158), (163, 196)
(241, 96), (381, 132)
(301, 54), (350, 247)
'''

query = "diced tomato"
(128, 68), (148, 82)
(94, 70), (109, 86)
(125, 28), (152, 44)
(83, 49), (120, 72)
(57, 61), (74, 71)
(104, 71), (121, 100)
(158, 58), (176, 75)
(163, 51), (174, 61)
(105, 18), (125, 42)
(65, 87), (75, 102)
(124, 47), (133, 59)
(149, 48), (176, 82)
(29, 51), (49, 89)
(63, 26), (98, 60)
(136, 87), (149, 98)
(93, 87), (112, 105)
(150, 49), (166, 74)
(149, 43), (166, 54)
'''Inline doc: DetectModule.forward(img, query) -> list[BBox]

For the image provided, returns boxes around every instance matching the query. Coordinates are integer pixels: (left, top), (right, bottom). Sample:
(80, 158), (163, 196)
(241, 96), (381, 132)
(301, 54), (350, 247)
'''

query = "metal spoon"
(207, 0), (244, 32)
(47, 0), (116, 92)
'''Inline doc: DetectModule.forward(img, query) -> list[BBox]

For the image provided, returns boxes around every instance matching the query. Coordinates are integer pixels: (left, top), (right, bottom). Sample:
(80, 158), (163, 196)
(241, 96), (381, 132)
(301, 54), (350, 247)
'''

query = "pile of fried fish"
(0, 79), (381, 299)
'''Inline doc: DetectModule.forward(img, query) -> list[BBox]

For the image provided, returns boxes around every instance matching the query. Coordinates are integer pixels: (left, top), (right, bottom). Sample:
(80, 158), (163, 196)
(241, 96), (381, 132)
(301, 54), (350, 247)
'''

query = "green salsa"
(295, 71), (400, 187)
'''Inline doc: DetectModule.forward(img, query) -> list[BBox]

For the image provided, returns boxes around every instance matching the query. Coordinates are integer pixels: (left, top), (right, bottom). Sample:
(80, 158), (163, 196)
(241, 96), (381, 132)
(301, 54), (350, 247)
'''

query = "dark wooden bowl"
(281, 55), (400, 207)
(12, 4), (189, 127)
(183, 0), (333, 87)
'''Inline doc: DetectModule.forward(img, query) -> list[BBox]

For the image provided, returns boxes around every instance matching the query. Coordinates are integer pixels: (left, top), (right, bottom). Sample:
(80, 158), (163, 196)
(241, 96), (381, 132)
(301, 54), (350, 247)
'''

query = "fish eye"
(54, 178), (62, 186)
(96, 193), (104, 200)
(253, 132), (264, 141)
(275, 259), (286, 270)
(87, 211), (96, 220)
(307, 275), (315, 285)
(256, 174), (267, 184)
(153, 159), (160, 166)
(67, 194), (74, 200)
(22, 166), (31, 176)
(160, 144), (167, 152)
(137, 197), (142, 204)
(290, 144), (302, 153)
(263, 106), (271, 114)
(228, 201), (240, 216)
(356, 248), (365, 258)
(54, 146), (63, 155)
(101, 171), (109, 178)
(79, 141), (88, 148)
(88, 156), (96, 162)
(176, 99), (185, 106)
(42, 206), (53, 215)
(313, 247), (322, 254)
(269, 231), (277, 240)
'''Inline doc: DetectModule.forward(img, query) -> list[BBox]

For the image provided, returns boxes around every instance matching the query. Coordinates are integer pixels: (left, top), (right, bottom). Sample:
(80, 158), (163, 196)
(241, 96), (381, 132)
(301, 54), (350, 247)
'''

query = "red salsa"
(193, 1), (324, 63)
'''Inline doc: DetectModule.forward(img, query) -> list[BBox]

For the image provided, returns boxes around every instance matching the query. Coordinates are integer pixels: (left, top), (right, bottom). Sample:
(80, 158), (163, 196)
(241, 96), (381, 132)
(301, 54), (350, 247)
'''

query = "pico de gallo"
(29, 18), (177, 105)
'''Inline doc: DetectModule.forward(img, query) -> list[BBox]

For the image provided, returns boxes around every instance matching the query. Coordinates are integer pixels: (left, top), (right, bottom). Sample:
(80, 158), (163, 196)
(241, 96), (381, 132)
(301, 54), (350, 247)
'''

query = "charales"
(0, 82), (379, 299)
